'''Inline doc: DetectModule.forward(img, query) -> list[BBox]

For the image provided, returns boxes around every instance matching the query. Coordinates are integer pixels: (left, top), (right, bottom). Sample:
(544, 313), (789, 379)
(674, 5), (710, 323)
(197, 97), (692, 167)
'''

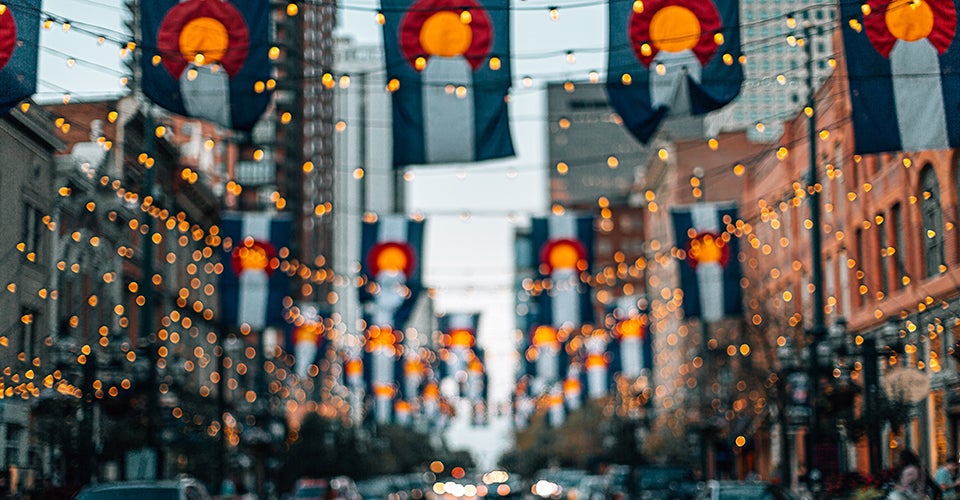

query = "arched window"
(920, 164), (946, 277)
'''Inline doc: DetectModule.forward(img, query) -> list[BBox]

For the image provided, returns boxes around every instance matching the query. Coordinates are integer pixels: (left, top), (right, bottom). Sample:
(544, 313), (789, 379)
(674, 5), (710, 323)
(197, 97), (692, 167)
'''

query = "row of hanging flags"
(2, 0), (960, 155)
(514, 205), (742, 426)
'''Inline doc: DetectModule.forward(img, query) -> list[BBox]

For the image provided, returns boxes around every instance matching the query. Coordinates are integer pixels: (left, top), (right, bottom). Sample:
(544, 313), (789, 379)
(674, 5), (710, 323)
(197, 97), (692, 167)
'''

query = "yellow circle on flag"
(547, 242), (581, 270)
(885, 0), (934, 42)
(649, 6), (700, 53)
(376, 246), (409, 273)
(689, 234), (723, 264)
(179, 17), (230, 64)
(420, 11), (473, 57)
(236, 245), (269, 272)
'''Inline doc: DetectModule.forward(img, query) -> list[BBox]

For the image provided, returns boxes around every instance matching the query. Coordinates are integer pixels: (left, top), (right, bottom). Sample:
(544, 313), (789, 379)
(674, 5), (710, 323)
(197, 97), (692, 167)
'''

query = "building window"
(4, 424), (22, 467)
(22, 205), (43, 262)
(877, 212), (888, 296)
(920, 164), (946, 277)
(855, 228), (865, 306)
(21, 307), (38, 362)
(891, 203), (906, 288)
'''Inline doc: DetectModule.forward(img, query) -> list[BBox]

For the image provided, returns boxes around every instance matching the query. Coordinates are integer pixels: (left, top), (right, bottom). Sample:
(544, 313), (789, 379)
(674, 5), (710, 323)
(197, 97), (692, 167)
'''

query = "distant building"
(708, 5), (835, 141)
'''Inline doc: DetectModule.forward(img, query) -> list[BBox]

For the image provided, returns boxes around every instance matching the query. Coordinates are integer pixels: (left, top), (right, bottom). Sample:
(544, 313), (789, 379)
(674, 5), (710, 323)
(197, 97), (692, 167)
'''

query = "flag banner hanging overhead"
(360, 215), (425, 329)
(437, 311), (480, 390)
(582, 330), (610, 399)
(531, 214), (595, 328)
(608, 295), (652, 381)
(141, 0), (271, 130)
(381, 0), (514, 166)
(219, 212), (292, 330)
(288, 303), (325, 379)
(670, 202), (742, 322)
(841, 0), (960, 153)
(0, 0), (40, 113)
(364, 326), (401, 424)
(606, 0), (743, 143)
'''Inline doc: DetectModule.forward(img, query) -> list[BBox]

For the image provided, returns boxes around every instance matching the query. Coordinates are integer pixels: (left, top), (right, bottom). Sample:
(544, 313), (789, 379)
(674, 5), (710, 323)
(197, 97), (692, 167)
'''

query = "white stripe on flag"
(891, 40), (948, 151)
(549, 215), (582, 327)
(180, 63), (231, 128)
(374, 349), (393, 385)
(237, 214), (272, 330)
(691, 205), (725, 322)
(649, 51), (701, 114)
(621, 337), (642, 379)
(423, 57), (475, 163)
(373, 215), (410, 327)
(294, 343), (317, 378)
(549, 214), (577, 236)
(588, 367), (606, 399)
(537, 346), (559, 384)
(375, 395), (391, 424)
(552, 269), (580, 326)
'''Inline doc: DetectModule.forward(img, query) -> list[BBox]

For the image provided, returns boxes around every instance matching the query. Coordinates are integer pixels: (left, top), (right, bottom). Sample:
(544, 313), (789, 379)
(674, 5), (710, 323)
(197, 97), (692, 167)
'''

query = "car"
(633, 465), (698, 500)
(294, 477), (363, 500)
(293, 478), (332, 499)
(694, 480), (799, 500)
(73, 477), (212, 500)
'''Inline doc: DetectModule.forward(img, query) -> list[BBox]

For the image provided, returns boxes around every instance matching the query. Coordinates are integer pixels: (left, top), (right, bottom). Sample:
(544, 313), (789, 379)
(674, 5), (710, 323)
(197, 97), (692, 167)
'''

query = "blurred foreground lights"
(533, 480), (561, 498)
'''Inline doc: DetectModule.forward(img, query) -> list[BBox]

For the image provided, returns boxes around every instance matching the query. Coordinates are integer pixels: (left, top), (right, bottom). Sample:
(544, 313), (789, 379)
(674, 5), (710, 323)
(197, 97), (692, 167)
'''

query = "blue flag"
(606, 0), (743, 142)
(219, 212), (292, 330)
(0, 0), (39, 113)
(360, 215), (425, 330)
(670, 202), (742, 322)
(530, 214), (595, 328)
(141, 0), (271, 130)
(841, 0), (960, 153)
(381, 0), (514, 166)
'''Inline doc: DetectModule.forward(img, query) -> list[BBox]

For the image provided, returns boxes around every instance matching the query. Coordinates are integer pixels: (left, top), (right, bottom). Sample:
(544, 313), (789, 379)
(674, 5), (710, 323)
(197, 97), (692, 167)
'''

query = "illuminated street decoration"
(841, 0), (960, 153)
(363, 325), (402, 424)
(360, 215), (425, 329)
(582, 329), (611, 399)
(605, 0), (743, 142)
(289, 304), (325, 378)
(0, 0), (39, 113)
(670, 202), (742, 322)
(528, 213), (594, 418)
(466, 349), (487, 424)
(608, 295), (652, 381)
(437, 311), (480, 394)
(141, 0), (271, 130)
(219, 212), (292, 330)
(381, 0), (514, 165)
(359, 215), (424, 424)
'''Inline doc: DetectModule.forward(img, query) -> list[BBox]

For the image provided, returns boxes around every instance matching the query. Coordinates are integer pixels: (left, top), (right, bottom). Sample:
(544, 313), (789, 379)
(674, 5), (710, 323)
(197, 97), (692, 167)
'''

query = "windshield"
(295, 486), (329, 497)
(77, 488), (179, 500)
(637, 468), (692, 489)
(717, 486), (780, 500)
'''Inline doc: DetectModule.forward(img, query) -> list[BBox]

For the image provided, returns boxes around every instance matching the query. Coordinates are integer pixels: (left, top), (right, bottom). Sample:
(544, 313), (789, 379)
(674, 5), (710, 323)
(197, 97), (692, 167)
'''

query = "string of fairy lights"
(2, 0), (956, 437)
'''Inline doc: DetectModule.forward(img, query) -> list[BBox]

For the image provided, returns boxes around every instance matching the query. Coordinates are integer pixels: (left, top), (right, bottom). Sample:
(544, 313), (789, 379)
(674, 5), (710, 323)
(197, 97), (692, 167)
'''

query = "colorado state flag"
(606, 0), (743, 142)
(381, 0), (514, 166)
(141, 0), (271, 130)
(219, 212), (292, 330)
(527, 214), (593, 387)
(841, 0), (960, 153)
(0, 0), (39, 113)
(671, 202), (742, 322)
(360, 215), (425, 329)
(531, 214), (595, 328)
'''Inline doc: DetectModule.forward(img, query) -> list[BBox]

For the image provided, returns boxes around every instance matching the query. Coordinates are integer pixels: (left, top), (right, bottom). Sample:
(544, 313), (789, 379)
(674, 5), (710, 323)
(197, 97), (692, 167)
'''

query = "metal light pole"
(140, 105), (161, 479)
(801, 21), (827, 497)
